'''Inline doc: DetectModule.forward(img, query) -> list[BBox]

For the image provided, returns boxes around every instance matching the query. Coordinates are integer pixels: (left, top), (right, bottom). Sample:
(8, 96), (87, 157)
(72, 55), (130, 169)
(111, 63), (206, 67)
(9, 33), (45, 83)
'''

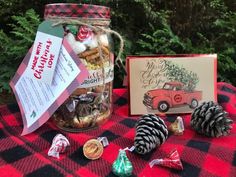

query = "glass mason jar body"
(44, 4), (114, 132)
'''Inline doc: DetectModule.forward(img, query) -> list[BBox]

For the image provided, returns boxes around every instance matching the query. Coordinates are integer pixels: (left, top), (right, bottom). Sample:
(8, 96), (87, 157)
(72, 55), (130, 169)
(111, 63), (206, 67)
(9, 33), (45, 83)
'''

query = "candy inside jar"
(44, 4), (115, 132)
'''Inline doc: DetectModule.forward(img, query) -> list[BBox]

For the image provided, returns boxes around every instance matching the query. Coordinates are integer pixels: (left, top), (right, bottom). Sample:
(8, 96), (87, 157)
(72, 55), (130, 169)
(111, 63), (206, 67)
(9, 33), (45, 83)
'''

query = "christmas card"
(127, 54), (217, 115)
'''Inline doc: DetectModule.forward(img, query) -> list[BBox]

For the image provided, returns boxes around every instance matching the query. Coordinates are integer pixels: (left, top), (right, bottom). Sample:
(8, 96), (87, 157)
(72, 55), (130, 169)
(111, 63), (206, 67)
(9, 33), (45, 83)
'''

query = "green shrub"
(0, 9), (40, 92)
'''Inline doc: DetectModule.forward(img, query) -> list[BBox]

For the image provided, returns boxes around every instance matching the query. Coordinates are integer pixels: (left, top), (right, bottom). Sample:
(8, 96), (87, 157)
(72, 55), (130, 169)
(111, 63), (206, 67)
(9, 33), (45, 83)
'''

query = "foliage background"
(0, 0), (235, 96)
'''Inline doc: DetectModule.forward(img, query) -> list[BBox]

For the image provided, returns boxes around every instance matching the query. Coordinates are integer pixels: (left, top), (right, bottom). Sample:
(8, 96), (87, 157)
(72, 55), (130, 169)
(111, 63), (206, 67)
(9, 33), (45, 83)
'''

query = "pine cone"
(191, 101), (233, 137)
(134, 114), (168, 154)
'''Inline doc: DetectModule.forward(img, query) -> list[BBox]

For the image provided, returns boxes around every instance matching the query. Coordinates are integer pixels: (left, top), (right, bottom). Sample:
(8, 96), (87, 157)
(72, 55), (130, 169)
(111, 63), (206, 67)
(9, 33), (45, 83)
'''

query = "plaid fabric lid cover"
(44, 3), (110, 19)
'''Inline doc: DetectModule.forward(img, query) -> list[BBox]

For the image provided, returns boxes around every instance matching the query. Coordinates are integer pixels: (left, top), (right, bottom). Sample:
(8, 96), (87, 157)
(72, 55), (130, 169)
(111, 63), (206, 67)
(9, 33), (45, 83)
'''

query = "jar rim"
(44, 3), (110, 19)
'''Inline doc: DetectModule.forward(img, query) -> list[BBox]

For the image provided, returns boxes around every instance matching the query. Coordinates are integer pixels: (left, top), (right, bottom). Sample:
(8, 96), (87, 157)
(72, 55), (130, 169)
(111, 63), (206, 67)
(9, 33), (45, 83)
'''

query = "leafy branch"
(0, 9), (41, 92)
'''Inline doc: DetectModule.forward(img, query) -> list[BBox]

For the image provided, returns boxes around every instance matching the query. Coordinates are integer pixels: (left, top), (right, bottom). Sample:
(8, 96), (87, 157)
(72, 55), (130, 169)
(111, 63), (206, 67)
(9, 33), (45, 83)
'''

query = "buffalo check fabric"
(1, 84), (236, 177)
(44, 4), (110, 19)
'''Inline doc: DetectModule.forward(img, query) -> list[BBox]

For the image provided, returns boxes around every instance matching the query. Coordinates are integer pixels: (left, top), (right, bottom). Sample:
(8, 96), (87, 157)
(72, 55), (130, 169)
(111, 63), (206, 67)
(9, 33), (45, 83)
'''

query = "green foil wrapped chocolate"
(112, 149), (133, 176)
(66, 25), (78, 35)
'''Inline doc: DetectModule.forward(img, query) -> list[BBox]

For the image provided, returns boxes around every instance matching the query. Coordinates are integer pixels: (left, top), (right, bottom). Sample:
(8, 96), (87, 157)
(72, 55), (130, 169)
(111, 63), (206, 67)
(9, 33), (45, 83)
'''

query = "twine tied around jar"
(50, 17), (125, 71)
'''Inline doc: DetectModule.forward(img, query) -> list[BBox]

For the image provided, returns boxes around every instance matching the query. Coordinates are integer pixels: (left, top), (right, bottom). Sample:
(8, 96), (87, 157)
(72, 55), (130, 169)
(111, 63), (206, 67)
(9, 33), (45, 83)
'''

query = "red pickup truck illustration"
(143, 81), (202, 112)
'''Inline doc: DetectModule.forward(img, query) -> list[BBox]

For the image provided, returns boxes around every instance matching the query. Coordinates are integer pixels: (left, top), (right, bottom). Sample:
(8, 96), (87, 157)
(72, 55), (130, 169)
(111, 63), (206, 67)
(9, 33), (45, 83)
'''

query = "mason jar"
(44, 3), (114, 132)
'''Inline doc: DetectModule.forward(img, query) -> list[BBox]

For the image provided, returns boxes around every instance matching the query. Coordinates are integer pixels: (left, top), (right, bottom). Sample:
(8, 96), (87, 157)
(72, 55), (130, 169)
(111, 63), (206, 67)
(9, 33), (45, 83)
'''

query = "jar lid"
(44, 3), (110, 19)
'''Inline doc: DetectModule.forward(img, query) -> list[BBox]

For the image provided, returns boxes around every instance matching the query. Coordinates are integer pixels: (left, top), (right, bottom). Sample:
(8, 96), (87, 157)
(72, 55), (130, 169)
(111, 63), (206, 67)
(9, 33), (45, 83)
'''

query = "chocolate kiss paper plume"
(149, 149), (183, 170)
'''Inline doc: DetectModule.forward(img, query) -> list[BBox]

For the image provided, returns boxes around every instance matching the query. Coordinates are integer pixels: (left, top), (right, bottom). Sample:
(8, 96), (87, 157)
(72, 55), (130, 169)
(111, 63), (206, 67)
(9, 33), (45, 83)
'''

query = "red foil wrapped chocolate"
(48, 134), (70, 159)
(77, 26), (93, 42)
(149, 149), (183, 170)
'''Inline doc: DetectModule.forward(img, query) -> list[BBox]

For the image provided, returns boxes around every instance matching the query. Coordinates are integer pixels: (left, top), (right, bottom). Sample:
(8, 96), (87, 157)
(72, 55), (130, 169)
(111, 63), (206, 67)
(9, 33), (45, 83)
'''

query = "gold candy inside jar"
(44, 3), (122, 132)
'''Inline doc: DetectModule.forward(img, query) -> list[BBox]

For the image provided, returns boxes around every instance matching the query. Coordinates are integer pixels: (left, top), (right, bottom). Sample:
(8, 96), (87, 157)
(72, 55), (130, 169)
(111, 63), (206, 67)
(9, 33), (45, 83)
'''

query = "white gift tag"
(10, 38), (89, 135)
(25, 20), (64, 84)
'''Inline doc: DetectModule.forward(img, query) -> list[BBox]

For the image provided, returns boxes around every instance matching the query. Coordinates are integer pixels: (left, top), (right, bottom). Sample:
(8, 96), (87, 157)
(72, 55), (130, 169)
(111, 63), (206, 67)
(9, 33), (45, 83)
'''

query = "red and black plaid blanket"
(0, 83), (236, 177)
